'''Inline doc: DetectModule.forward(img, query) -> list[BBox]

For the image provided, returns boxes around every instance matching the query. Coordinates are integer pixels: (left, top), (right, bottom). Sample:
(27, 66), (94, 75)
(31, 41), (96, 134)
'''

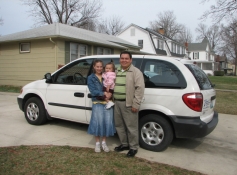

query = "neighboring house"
(116, 23), (186, 57)
(0, 23), (140, 86)
(185, 37), (218, 75)
(215, 55), (233, 75)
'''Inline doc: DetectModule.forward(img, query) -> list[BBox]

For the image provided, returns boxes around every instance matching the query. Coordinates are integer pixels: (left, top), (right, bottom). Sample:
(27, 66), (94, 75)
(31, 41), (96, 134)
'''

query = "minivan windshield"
(185, 64), (213, 90)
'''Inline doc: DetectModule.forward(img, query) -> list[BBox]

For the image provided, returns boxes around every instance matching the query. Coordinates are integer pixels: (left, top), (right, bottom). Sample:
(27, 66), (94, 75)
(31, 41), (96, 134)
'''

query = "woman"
(87, 60), (116, 152)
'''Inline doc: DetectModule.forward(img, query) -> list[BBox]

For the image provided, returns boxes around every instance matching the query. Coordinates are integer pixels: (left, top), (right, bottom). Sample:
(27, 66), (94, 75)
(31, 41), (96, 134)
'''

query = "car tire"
(24, 97), (47, 125)
(139, 114), (173, 152)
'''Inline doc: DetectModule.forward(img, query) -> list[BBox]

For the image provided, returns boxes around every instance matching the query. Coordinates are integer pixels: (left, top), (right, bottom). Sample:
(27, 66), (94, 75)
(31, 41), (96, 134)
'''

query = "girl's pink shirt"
(102, 72), (116, 89)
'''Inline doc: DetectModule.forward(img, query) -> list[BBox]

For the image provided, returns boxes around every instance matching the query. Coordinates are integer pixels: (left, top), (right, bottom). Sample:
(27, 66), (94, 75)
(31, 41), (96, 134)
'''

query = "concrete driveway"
(0, 92), (237, 175)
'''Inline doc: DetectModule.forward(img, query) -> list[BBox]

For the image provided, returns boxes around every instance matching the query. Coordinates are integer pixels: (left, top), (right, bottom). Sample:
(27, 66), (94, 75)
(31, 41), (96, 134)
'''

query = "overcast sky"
(0, 0), (215, 40)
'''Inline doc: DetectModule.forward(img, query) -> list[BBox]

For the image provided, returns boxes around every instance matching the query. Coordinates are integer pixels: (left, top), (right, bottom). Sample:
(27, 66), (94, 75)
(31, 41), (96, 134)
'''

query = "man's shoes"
(126, 149), (138, 157)
(114, 144), (130, 152)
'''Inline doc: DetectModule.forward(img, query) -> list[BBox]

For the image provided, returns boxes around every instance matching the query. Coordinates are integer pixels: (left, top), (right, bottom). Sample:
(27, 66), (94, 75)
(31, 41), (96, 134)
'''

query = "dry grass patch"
(0, 145), (204, 175)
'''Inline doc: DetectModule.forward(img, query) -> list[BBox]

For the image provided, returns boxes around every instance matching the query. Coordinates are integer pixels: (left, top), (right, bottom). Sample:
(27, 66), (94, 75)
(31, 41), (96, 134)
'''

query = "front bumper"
(169, 111), (218, 138)
(17, 97), (23, 111)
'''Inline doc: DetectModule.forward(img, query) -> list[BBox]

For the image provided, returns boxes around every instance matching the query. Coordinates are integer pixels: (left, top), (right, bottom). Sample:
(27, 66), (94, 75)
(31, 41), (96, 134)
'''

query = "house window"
(172, 43), (176, 53)
(157, 40), (164, 50)
(20, 43), (30, 53)
(138, 40), (143, 48)
(70, 43), (88, 62)
(194, 52), (199, 59)
(177, 45), (180, 54)
(97, 47), (111, 55)
(131, 28), (135, 36)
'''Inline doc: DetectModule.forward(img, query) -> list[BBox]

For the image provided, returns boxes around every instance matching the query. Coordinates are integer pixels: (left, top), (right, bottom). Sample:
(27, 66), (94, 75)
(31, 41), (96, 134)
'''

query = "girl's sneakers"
(95, 143), (101, 152)
(102, 143), (110, 152)
(95, 143), (110, 152)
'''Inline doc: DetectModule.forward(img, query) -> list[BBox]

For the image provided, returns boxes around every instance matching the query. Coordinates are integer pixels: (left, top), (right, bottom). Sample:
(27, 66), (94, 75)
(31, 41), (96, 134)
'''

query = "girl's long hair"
(92, 59), (103, 73)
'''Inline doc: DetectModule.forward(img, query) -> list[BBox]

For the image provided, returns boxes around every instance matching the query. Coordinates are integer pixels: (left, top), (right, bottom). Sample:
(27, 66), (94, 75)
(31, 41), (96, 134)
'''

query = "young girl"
(102, 62), (116, 109)
(87, 60), (116, 153)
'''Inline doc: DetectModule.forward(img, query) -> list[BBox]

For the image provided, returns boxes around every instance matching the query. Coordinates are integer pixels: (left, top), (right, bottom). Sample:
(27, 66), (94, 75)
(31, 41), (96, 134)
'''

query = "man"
(113, 51), (145, 157)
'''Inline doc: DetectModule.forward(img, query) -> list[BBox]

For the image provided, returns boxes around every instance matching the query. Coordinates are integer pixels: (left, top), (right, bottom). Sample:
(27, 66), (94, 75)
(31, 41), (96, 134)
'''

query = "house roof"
(115, 23), (146, 36)
(187, 37), (211, 52)
(0, 23), (140, 49)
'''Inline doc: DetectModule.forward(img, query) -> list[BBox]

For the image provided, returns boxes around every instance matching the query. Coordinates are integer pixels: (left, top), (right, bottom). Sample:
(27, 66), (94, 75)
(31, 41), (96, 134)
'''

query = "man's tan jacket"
(122, 64), (145, 109)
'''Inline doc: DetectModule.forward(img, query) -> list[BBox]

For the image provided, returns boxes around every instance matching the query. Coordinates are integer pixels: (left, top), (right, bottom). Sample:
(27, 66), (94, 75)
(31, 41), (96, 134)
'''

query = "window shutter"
(65, 41), (70, 64)
(87, 45), (91, 56)
(93, 46), (97, 55)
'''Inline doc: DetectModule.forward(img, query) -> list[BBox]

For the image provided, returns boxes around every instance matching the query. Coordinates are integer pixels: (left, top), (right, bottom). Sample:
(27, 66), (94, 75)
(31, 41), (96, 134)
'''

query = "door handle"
(74, 93), (84, 97)
(88, 94), (92, 98)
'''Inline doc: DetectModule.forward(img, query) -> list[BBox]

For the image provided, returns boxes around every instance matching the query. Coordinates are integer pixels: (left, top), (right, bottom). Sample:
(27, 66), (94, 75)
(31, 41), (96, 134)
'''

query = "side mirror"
(44, 73), (52, 83)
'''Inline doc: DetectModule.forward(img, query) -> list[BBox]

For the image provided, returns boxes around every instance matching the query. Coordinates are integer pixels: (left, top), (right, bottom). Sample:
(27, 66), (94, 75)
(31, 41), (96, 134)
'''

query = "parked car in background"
(17, 55), (218, 152)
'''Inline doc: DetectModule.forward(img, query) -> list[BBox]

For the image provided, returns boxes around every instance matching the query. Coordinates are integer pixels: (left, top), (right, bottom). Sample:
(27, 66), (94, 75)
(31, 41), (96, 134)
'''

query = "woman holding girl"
(87, 60), (116, 152)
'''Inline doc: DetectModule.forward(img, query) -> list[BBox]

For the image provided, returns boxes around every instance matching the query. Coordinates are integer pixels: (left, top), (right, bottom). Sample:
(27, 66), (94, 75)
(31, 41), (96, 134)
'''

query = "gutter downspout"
(49, 38), (57, 70)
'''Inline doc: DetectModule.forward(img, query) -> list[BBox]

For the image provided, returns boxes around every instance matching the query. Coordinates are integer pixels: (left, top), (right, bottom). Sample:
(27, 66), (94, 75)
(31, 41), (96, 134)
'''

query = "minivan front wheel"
(24, 97), (47, 125)
(139, 114), (173, 152)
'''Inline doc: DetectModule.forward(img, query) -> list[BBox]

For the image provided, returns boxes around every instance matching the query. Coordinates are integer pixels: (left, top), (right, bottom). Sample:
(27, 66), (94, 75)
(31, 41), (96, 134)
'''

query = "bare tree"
(97, 16), (125, 35)
(76, 18), (97, 31)
(22, 0), (102, 28)
(201, 0), (237, 23)
(219, 19), (237, 75)
(175, 26), (193, 44)
(149, 10), (184, 39)
(195, 23), (221, 52)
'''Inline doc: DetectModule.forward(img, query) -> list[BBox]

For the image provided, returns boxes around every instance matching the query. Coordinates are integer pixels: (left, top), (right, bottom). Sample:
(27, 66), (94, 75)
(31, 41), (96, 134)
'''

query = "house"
(185, 37), (218, 75)
(0, 23), (140, 86)
(215, 55), (233, 75)
(116, 23), (186, 57)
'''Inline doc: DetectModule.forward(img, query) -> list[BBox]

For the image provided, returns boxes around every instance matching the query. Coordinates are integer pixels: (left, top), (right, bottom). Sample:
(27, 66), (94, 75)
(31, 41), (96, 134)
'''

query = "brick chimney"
(184, 42), (188, 50)
(158, 28), (165, 35)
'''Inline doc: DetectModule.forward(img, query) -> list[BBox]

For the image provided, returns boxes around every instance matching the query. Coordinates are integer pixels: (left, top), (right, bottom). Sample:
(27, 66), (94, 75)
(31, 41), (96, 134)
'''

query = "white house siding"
(117, 26), (155, 54)
(199, 52), (207, 61)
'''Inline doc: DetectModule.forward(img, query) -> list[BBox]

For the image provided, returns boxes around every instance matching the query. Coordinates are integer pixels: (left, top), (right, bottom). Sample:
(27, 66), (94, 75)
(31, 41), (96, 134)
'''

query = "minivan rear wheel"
(139, 114), (173, 152)
(24, 97), (47, 125)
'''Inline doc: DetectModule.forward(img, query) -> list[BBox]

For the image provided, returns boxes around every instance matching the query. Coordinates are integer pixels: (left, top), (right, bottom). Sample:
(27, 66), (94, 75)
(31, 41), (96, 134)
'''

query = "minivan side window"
(54, 59), (93, 85)
(99, 58), (142, 71)
(185, 64), (213, 90)
(141, 59), (187, 89)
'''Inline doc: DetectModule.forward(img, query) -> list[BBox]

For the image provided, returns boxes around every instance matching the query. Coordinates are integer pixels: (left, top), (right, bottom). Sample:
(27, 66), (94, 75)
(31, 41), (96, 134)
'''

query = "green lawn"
(208, 76), (237, 90)
(0, 85), (22, 93)
(215, 91), (237, 115)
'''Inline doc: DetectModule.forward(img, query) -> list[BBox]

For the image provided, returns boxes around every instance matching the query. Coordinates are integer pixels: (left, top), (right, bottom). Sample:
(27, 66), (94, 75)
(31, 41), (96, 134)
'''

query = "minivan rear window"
(141, 59), (187, 89)
(185, 64), (213, 90)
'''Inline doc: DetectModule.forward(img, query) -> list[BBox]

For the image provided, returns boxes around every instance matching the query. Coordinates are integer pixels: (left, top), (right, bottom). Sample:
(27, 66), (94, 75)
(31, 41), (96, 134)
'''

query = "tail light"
(182, 93), (203, 112)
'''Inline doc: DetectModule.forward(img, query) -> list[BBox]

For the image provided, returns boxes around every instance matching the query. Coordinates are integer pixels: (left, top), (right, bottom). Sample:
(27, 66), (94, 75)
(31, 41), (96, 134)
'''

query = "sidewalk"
(0, 92), (237, 175)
